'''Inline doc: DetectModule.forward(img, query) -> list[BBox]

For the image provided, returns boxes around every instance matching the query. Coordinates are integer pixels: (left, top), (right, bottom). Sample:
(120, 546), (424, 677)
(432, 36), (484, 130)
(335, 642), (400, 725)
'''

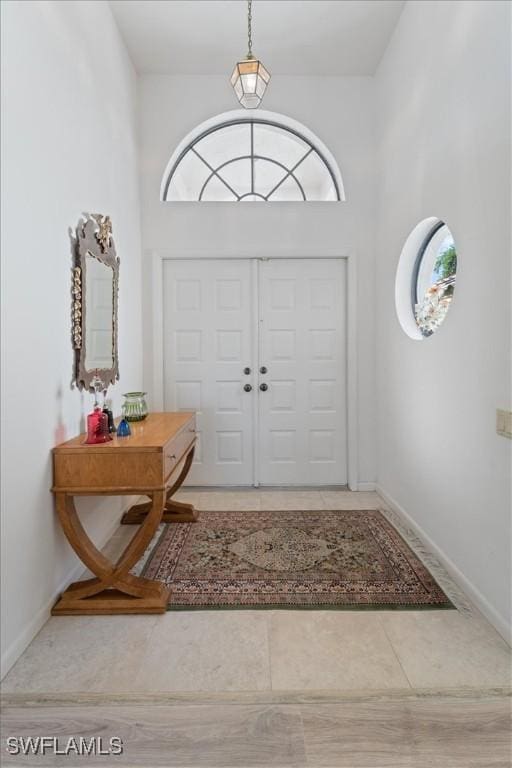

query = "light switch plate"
(496, 409), (512, 439)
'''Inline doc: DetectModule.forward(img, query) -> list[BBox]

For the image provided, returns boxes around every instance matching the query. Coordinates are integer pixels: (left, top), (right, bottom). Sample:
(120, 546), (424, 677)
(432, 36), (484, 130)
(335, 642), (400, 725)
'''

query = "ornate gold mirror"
(72, 213), (119, 391)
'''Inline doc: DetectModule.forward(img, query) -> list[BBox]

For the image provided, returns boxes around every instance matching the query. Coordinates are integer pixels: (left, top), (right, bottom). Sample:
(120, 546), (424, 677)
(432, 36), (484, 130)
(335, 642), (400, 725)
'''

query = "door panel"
(163, 260), (254, 485)
(258, 259), (347, 485)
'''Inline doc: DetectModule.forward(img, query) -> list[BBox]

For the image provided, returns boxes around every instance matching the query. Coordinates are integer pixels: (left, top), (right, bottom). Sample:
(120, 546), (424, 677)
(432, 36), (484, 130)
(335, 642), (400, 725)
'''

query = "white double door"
(163, 258), (347, 486)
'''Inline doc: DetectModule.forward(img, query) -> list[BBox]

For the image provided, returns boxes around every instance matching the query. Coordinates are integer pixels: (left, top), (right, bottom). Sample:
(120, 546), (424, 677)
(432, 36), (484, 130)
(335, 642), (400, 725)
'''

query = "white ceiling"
(109, 1), (405, 76)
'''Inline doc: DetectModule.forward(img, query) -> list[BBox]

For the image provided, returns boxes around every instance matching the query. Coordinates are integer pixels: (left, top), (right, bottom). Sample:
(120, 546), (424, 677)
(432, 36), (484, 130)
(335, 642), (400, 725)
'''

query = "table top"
(53, 412), (195, 454)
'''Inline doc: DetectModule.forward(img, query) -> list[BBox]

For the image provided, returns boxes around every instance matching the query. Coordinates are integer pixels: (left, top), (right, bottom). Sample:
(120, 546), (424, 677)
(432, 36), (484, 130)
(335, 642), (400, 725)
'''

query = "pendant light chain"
(247, 0), (253, 58)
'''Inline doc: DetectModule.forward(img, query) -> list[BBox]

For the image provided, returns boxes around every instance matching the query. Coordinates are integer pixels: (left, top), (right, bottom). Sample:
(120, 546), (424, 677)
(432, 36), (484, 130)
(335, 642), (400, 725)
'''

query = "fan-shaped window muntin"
(163, 120), (341, 202)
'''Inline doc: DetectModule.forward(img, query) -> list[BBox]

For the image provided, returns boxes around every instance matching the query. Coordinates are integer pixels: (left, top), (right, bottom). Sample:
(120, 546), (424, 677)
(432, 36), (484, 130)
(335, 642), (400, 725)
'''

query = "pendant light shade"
(231, 57), (271, 109)
(231, 1), (270, 109)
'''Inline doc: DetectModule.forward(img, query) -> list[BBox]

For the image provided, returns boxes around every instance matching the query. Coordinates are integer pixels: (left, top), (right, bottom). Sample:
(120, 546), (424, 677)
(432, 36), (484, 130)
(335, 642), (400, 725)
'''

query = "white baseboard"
(376, 485), (511, 647)
(0, 512), (125, 680)
(357, 482), (376, 492)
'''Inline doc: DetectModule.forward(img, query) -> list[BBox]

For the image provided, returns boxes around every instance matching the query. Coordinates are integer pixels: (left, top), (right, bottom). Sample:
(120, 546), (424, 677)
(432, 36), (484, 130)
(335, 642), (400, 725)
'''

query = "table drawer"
(163, 416), (196, 480)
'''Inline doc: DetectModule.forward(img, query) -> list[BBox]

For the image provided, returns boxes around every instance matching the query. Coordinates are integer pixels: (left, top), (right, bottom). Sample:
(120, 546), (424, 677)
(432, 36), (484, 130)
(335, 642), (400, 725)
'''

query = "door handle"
(260, 366), (268, 374)
(259, 383), (268, 392)
(243, 384), (252, 392)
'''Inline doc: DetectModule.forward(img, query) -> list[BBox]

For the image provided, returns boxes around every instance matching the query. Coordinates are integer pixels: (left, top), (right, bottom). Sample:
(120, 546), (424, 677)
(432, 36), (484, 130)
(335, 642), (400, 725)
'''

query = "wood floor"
(1, 695), (510, 767)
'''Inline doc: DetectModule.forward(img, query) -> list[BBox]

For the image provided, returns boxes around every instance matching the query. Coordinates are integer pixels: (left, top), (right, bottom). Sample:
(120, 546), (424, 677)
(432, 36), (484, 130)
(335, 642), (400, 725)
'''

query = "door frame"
(149, 251), (359, 491)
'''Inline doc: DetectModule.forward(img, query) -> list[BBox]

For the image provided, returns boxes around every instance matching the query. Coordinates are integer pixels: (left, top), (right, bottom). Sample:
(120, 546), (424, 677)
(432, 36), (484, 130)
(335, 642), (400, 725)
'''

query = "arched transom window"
(162, 117), (343, 202)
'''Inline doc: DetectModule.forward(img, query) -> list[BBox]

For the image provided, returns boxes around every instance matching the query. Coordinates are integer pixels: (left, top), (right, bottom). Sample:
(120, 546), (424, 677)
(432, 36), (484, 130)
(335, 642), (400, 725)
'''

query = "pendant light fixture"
(230, 0), (270, 109)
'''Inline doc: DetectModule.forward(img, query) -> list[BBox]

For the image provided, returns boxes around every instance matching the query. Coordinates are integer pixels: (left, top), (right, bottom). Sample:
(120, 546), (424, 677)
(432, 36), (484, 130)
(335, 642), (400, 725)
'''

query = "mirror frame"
(72, 213), (120, 391)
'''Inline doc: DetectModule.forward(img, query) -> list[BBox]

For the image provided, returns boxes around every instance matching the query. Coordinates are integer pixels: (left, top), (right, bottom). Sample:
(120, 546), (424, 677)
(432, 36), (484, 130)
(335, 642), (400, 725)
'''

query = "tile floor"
(2, 491), (511, 697)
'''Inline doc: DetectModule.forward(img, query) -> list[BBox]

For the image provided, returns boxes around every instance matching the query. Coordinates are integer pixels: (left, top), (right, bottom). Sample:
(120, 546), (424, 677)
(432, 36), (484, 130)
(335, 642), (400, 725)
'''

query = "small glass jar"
(122, 392), (148, 422)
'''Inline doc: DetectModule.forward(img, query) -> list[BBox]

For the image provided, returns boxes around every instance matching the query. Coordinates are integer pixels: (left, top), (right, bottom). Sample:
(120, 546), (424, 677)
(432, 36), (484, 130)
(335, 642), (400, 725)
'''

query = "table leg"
(121, 445), (199, 525)
(52, 490), (170, 615)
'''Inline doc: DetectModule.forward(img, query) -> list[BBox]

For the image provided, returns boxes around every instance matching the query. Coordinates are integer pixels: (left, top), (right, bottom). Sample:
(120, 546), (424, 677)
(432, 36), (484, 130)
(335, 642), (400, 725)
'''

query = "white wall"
(0, 0), (142, 676)
(375, 0), (511, 640)
(139, 74), (377, 487)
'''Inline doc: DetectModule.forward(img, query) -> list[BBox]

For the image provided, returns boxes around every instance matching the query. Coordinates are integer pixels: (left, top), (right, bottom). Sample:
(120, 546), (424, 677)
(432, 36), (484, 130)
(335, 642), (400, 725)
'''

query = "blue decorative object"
(116, 418), (131, 437)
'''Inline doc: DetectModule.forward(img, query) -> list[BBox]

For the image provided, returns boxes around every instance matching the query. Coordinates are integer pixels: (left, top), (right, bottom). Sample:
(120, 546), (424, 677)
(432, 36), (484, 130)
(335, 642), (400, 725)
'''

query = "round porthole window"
(395, 217), (457, 339)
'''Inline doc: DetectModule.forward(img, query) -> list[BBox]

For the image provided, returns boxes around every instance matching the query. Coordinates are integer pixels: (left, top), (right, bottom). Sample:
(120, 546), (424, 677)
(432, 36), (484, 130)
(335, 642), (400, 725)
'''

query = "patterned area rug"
(141, 510), (453, 610)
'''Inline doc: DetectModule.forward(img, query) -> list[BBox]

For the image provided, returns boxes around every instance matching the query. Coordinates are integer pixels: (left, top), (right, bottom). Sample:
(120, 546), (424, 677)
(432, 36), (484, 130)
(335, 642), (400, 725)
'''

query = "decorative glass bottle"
(84, 373), (113, 444)
(85, 407), (112, 444)
(116, 417), (131, 437)
(122, 392), (148, 422)
(102, 395), (115, 434)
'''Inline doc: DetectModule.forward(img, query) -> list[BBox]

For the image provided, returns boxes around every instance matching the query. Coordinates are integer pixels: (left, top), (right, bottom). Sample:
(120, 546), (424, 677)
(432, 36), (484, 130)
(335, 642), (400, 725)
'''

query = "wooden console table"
(52, 412), (197, 615)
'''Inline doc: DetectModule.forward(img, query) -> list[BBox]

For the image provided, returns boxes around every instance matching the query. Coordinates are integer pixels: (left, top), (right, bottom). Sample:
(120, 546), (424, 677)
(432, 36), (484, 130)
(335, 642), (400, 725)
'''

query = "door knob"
(243, 367), (251, 375)
(259, 383), (268, 392)
(244, 384), (252, 392)
(260, 366), (268, 374)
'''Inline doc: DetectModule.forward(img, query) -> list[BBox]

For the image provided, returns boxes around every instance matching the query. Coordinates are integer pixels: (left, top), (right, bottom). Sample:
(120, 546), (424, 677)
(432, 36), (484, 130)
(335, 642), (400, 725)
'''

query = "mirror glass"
(84, 252), (114, 371)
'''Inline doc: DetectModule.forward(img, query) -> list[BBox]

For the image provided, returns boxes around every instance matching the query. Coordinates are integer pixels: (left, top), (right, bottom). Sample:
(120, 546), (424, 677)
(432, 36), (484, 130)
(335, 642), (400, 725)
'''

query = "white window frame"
(160, 109), (345, 203)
